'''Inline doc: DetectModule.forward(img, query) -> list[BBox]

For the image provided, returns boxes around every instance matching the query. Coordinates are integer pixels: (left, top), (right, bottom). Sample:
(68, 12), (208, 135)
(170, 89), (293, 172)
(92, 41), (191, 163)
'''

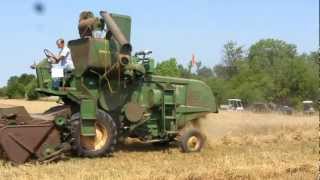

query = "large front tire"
(71, 110), (117, 157)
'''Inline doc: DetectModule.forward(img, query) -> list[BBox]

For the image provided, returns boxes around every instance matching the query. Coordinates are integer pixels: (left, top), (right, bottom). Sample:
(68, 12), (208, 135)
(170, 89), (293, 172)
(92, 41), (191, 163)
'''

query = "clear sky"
(0, 0), (318, 86)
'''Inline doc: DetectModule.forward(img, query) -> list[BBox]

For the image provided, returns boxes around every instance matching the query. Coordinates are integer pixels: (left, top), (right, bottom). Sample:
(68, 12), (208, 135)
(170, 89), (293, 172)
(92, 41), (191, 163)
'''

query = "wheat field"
(0, 99), (318, 180)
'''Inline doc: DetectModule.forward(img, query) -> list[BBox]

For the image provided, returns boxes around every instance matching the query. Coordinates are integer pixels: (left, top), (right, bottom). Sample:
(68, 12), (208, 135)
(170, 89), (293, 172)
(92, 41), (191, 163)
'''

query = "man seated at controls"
(50, 38), (75, 89)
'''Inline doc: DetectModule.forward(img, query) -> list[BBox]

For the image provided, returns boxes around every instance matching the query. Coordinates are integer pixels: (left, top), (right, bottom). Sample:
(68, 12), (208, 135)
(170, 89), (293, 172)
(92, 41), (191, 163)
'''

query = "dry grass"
(0, 100), (318, 180)
(0, 99), (57, 113)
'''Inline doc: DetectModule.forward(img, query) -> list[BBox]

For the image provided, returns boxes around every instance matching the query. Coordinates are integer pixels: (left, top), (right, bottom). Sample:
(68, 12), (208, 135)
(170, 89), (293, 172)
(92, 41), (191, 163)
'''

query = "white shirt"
(59, 46), (74, 70)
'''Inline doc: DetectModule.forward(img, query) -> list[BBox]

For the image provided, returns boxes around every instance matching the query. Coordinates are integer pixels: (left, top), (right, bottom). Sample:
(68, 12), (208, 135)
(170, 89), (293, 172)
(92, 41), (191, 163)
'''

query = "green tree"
(18, 74), (36, 86)
(223, 41), (245, 67)
(197, 66), (213, 78)
(25, 79), (39, 100)
(205, 77), (228, 105)
(213, 64), (228, 79)
(178, 64), (192, 78)
(0, 87), (7, 97)
(211, 38), (318, 108)
(6, 77), (25, 99)
(214, 41), (245, 80)
(5, 74), (38, 99)
(155, 58), (181, 77)
(248, 39), (297, 72)
(245, 39), (317, 106)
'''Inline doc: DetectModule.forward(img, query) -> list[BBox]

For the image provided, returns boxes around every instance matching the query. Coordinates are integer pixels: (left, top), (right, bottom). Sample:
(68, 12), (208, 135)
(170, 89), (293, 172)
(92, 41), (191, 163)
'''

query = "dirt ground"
(0, 99), (318, 180)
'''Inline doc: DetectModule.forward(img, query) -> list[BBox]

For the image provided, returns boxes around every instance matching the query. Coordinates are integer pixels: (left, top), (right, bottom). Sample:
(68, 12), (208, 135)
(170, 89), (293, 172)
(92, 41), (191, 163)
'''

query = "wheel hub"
(80, 121), (108, 150)
(187, 136), (201, 151)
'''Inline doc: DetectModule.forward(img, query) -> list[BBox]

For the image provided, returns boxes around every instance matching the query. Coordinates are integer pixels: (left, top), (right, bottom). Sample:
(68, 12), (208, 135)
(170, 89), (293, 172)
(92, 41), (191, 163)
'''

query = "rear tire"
(71, 110), (117, 157)
(178, 128), (205, 153)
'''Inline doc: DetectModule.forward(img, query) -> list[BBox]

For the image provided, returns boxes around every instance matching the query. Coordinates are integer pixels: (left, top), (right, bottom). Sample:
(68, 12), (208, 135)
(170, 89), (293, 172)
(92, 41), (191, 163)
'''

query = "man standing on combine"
(50, 38), (74, 89)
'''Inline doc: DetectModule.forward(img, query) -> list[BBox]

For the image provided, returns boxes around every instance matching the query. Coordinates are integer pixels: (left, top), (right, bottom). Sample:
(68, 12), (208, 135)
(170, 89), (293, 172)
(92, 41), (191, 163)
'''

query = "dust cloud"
(198, 111), (317, 145)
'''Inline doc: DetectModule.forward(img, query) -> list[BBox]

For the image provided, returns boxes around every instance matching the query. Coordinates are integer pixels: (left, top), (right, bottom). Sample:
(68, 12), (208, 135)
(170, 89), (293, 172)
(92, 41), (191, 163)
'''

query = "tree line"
(0, 74), (38, 100)
(0, 38), (318, 109)
(155, 39), (319, 109)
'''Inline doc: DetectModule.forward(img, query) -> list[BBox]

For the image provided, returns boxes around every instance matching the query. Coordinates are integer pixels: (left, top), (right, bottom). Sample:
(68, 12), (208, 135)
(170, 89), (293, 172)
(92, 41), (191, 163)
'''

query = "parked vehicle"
(278, 105), (294, 115)
(220, 99), (244, 111)
(303, 101), (315, 115)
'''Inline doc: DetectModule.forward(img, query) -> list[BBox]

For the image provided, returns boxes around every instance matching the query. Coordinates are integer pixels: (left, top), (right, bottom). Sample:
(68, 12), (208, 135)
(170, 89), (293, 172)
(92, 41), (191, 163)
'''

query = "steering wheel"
(44, 49), (56, 63)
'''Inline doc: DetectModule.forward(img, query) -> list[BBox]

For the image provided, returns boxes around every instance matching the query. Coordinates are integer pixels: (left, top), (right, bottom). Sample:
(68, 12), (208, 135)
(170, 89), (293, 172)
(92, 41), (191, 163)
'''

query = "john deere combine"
(0, 10), (217, 164)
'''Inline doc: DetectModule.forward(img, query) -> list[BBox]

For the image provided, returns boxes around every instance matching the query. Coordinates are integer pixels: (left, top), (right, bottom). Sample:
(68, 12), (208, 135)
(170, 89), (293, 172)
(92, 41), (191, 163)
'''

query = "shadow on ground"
(115, 141), (178, 153)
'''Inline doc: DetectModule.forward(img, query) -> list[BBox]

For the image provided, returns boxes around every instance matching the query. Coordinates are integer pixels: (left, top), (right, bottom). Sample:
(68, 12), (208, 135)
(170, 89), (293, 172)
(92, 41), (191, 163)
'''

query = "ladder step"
(166, 131), (178, 134)
(165, 116), (175, 119)
(164, 103), (175, 105)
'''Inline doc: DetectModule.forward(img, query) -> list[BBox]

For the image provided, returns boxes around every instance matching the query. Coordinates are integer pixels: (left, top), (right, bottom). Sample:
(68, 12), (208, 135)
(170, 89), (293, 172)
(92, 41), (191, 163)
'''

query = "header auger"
(0, 10), (218, 164)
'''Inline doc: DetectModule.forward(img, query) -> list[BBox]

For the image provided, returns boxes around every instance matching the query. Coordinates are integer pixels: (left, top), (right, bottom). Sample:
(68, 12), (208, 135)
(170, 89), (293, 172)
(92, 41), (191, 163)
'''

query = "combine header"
(0, 10), (218, 164)
(0, 104), (71, 163)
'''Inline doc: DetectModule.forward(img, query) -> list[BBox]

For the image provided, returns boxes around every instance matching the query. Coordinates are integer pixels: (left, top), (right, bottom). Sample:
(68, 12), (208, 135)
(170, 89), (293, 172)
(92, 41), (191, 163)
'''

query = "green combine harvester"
(0, 10), (218, 164)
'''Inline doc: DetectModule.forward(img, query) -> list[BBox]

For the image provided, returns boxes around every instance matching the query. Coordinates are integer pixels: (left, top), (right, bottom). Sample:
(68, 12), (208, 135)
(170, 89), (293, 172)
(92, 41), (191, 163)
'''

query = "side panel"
(186, 81), (217, 112)
(148, 75), (217, 132)
(69, 38), (114, 76)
